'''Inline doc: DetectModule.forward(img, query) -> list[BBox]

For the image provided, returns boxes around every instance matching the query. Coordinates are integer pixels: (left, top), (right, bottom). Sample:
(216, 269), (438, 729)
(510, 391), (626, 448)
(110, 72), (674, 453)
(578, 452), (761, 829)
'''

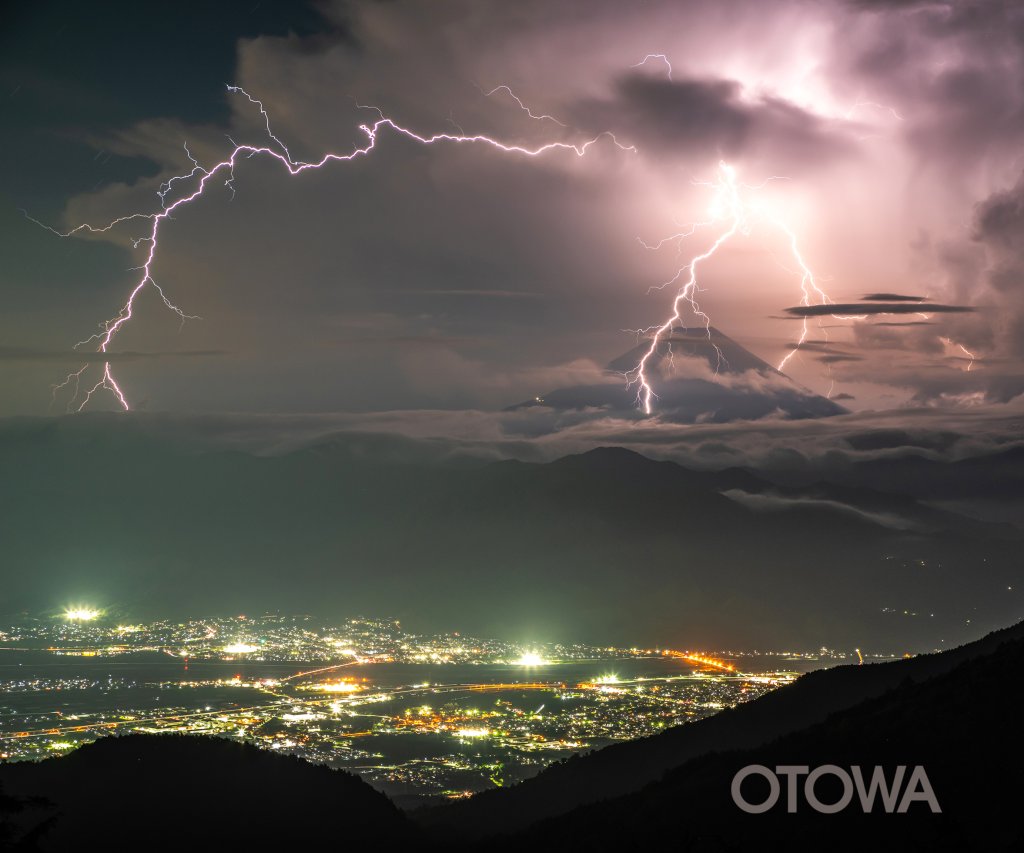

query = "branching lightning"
(941, 336), (976, 371)
(33, 86), (634, 411)
(480, 85), (567, 126)
(631, 53), (674, 80)
(31, 73), (967, 417)
(842, 100), (904, 123)
(629, 161), (864, 414)
(619, 54), (923, 411)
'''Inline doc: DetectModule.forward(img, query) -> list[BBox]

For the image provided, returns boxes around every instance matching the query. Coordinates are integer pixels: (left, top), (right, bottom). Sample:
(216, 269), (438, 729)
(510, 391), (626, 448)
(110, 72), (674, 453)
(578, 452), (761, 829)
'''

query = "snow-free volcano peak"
(510, 327), (846, 423)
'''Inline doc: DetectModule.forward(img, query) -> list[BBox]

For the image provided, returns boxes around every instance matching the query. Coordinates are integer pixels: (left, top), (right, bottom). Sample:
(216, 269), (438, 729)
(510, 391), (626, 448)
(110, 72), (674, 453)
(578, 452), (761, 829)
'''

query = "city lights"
(222, 642), (259, 654)
(0, 611), (804, 796)
(63, 607), (101, 622)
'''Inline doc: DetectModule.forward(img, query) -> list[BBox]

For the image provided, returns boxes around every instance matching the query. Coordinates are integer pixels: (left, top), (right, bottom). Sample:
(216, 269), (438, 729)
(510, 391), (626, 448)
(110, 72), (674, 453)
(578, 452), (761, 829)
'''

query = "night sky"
(2, 1), (1023, 648)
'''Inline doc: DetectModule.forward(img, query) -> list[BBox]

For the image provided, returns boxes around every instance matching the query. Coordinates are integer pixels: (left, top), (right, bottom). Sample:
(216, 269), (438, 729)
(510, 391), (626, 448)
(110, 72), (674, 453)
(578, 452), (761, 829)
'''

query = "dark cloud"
(846, 1), (932, 8)
(570, 72), (852, 167)
(840, 0), (1024, 171)
(785, 302), (975, 317)
(974, 172), (1024, 255)
(968, 171), (1024, 358)
(0, 346), (226, 363)
(817, 353), (864, 363)
(862, 292), (927, 301)
(783, 340), (834, 351)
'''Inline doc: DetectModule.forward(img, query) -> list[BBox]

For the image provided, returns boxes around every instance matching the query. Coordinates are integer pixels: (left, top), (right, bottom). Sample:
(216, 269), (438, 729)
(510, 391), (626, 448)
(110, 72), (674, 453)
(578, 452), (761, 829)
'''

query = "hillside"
(497, 628), (1024, 851)
(0, 735), (414, 851)
(415, 618), (1024, 839)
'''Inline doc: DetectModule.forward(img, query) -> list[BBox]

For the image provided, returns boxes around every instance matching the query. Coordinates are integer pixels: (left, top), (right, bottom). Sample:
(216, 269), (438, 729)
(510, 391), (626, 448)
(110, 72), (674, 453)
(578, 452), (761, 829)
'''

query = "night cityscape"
(0, 610), (820, 800)
(3, 1), (1024, 849)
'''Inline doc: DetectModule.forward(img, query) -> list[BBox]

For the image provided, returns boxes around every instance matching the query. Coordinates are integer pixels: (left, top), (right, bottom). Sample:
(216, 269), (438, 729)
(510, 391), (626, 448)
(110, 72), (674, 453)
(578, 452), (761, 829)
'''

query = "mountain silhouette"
(509, 327), (846, 422)
(0, 735), (414, 851)
(483, 623), (1024, 852)
(413, 617), (1024, 841)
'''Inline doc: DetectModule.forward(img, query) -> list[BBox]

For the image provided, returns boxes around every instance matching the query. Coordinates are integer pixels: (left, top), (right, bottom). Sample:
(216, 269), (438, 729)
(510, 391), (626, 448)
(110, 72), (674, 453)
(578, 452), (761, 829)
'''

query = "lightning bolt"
(480, 85), (567, 126)
(630, 161), (862, 414)
(941, 337), (976, 371)
(631, 53), (674, 80)
(619, 59), (901, 413)
(32, 86), (635, 411)
(842, 100), (904, 123)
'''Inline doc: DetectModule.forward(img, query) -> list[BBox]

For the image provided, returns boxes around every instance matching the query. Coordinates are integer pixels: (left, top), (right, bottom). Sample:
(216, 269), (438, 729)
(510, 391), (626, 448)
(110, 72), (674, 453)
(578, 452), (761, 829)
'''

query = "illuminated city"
(0, 611), (861, 800)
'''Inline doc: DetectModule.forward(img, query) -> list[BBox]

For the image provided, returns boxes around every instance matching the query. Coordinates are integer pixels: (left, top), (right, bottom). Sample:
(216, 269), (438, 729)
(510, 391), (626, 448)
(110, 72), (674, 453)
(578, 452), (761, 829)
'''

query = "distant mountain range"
(510, 327), (846, 422)
(3, 620), (1021, 851)
(1, 423), (1020, 649)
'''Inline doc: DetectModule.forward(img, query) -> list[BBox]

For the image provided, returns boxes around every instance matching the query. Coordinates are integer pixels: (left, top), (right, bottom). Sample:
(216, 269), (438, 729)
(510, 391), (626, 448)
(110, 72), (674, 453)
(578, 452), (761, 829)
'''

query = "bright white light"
(314, 681), (361, 694)
(222, 642), (258, 654)
(64, 607), (100, 621)
(456, 728), (489, 738)
(515, 652), (548, 666)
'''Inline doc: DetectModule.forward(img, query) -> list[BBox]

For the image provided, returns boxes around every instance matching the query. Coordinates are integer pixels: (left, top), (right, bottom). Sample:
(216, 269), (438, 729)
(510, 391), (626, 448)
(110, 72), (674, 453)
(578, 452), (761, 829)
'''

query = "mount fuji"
(510, 327), (846, 422)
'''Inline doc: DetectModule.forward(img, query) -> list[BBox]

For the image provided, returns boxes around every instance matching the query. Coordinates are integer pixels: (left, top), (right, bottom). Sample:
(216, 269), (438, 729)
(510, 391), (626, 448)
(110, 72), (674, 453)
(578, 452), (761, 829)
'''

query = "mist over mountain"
(1, 414), (1019, 651)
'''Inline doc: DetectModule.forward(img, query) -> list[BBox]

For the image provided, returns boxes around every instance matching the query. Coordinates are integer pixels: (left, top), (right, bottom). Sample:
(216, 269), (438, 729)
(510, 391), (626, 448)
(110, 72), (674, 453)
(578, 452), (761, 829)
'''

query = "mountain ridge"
(412, 617), (1024, 839)
(493, 624), (1024, 851)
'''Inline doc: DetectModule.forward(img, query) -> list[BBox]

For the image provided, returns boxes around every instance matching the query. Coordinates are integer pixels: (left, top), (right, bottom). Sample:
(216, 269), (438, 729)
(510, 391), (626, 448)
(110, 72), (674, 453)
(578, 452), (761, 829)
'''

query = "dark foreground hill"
(0, 735), (414, 851)
(2, 622), (1023, 851)
(415, 617), (1024, 839)
(494, 627), (1024, 852)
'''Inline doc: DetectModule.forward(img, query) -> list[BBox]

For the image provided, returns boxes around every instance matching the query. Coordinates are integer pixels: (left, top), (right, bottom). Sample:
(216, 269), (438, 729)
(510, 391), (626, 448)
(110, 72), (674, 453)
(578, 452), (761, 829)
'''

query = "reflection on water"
(0, 649), (824, 799)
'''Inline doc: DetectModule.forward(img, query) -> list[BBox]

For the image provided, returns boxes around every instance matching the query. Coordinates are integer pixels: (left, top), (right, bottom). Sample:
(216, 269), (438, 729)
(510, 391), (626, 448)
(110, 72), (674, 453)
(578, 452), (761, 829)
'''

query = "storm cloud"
(3, 0), (1024, 415)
